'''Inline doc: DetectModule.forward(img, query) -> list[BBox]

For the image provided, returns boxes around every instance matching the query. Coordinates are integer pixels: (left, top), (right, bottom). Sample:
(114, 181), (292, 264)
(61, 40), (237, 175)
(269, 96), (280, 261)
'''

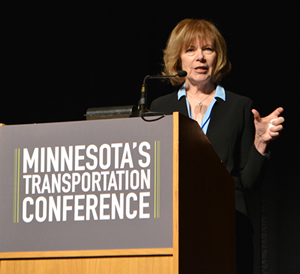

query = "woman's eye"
(186, 48), (195, 54)
(203, 47), (213, 53)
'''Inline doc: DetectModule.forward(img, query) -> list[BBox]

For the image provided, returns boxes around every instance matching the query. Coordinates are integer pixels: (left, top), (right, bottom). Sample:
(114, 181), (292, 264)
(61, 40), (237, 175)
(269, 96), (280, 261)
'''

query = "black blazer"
(150, 89), (268, 216)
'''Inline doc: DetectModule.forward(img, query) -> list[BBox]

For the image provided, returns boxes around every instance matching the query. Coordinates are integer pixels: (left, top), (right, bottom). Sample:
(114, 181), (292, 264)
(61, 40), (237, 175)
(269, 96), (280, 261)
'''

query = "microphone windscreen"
(177, 70), (187, 77)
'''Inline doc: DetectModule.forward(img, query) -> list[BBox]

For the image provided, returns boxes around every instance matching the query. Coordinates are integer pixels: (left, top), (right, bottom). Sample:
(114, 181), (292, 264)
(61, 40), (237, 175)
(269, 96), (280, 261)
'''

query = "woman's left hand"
(252, 107), (285, 154)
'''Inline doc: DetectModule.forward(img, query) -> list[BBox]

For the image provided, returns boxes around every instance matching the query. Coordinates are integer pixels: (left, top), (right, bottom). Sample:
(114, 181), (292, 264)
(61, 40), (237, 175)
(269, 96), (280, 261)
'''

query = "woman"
(150, 18), (284, 273)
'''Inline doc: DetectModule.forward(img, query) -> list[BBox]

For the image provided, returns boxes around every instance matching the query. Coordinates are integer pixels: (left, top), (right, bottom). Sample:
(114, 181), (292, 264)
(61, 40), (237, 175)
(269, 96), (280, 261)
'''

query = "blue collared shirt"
(178, 84), (226, 134)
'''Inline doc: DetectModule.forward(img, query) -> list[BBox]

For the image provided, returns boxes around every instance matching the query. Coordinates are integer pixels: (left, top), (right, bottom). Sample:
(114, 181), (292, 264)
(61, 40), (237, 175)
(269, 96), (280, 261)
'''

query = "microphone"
(137, 70), (187, 114)
(144, 70), (187, 81)
(176, 70), (188, 77)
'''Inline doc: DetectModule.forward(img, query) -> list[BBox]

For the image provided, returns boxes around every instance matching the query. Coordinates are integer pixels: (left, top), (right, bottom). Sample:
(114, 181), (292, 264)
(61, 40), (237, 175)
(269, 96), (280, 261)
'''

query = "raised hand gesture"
(252, 107), (284, 155)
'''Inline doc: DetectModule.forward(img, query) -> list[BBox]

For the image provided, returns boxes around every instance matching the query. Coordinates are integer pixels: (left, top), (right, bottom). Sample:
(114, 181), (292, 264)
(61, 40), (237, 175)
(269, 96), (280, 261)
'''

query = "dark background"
(2, 1), (299, 273)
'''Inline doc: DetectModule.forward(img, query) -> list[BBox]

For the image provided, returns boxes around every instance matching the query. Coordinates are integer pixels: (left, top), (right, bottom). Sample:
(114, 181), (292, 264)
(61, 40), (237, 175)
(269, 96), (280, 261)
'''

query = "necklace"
(187, 92), (212, 107)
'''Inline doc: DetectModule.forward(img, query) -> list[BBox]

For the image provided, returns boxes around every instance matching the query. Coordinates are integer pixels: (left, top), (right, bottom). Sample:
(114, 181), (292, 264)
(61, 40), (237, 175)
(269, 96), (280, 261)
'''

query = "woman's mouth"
(194, 66), (208, 73)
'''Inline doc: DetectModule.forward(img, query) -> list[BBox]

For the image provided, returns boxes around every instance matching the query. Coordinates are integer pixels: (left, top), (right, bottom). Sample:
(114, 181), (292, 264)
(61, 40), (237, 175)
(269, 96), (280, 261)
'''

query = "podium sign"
(0, 113), (235, 273)
(0, 117), (174, 254)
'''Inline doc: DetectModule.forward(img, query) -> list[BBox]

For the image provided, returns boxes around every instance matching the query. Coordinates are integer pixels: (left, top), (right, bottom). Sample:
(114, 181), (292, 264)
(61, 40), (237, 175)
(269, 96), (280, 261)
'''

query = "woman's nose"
(196, 50), (205, 61)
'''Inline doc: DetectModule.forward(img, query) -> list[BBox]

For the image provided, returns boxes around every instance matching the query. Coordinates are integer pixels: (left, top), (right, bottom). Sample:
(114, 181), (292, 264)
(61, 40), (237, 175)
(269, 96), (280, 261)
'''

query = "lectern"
(0, 112), (235, 273)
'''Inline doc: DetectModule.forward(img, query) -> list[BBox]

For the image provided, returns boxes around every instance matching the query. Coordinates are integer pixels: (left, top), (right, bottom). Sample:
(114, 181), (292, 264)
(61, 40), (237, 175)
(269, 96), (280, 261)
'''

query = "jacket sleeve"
(239, 100), (269, 191)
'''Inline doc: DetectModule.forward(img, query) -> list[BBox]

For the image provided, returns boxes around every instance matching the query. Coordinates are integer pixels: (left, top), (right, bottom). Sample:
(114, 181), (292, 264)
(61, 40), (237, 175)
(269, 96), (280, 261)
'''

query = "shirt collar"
(178, 83), (226, 101)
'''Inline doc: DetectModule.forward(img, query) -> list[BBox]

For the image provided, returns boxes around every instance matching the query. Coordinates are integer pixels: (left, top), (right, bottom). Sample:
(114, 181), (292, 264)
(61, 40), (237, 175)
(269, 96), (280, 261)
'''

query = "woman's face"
(180, 38), (217, 86)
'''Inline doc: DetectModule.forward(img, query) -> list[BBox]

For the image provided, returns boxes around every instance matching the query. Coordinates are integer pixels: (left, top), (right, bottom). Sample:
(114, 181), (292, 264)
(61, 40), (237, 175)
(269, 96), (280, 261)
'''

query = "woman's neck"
(185, 80), (216, 96)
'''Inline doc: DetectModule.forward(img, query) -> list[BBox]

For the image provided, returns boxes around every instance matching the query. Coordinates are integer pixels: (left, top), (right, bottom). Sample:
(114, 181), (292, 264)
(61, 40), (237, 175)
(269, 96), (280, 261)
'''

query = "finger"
(269, 124), (284, 132)
(269, 130), (280, 139)
(269, 125), (283, 136)
(272, 107), (284, 117)
(252, 109), (261, 122)
(271, 116), (285, 126)
(269, 119), (277, 129)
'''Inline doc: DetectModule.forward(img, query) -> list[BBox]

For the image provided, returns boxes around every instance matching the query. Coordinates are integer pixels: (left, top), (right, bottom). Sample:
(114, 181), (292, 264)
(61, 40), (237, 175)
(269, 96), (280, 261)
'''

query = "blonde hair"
(163, 19), (231, 86)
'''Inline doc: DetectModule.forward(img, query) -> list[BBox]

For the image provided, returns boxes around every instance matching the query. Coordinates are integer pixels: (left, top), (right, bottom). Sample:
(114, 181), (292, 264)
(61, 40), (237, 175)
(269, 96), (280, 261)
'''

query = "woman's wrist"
(254, 134), (268, 155)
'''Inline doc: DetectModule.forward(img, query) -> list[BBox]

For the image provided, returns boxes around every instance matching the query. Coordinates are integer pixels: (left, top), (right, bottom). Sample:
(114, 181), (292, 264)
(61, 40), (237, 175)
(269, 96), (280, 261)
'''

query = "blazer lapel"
(206, 97), (223, 140)
(177, 95), (189, 117)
